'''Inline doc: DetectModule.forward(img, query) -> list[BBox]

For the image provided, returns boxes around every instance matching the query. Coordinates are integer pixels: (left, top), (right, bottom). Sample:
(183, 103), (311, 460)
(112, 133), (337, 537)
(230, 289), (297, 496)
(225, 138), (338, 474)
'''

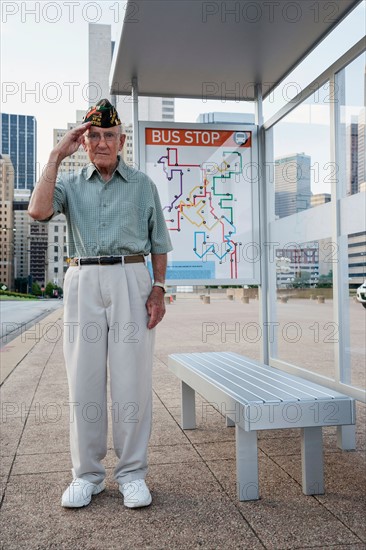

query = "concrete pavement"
(0, 294), (365, 549)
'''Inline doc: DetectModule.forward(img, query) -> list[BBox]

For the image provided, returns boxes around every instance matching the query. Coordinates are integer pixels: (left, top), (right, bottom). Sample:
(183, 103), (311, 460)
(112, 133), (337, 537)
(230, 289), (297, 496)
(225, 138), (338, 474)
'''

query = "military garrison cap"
(83, 99), (121, 128)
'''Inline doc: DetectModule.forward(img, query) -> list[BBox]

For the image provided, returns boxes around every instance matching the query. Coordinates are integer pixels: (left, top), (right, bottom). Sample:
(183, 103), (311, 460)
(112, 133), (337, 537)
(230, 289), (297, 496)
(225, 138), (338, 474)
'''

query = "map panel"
(142, 124), (259, 284)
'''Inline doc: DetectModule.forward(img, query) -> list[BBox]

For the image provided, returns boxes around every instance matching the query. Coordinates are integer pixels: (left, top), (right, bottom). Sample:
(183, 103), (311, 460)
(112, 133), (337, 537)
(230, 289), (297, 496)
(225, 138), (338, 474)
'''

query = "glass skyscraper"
(0, 113), (37, 190)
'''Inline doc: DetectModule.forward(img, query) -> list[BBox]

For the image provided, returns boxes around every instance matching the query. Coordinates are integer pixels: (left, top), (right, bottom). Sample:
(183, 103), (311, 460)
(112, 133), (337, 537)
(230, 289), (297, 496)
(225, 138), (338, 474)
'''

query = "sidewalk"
(1, 297), (365, 550)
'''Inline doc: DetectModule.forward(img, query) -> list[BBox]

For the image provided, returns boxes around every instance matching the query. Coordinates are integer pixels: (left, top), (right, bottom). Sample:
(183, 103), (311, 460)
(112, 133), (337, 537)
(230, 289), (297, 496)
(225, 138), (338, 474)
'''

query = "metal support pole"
(330, 72), (351, 386)
(255, 84), (269, 364)
(132, 77), (140, 169)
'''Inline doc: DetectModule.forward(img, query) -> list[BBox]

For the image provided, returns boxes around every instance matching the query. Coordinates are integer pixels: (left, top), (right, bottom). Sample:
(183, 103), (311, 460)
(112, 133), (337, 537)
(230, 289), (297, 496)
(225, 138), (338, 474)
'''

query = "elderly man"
(28, 99), (172, 508)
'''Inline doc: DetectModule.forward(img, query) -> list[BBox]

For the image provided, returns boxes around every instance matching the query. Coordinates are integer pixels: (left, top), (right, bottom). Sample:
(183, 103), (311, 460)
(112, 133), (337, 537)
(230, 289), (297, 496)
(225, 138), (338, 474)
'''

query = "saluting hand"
(53, 122), (92, 162)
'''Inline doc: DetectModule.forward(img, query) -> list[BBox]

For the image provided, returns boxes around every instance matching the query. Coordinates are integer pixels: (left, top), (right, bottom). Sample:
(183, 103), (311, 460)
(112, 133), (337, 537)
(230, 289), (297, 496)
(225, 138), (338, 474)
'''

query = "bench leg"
(226, 415), (235, 427)
(337, 425), (356, 450)
(235, 426), (259, 501)
(301, 427), (324, 495)
(181, 381), (196, 429)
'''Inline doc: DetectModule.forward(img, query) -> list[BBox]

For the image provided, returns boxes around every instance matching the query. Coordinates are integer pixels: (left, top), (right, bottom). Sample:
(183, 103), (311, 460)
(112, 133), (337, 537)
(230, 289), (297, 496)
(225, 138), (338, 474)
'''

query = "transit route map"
(143, 126), (258, 284)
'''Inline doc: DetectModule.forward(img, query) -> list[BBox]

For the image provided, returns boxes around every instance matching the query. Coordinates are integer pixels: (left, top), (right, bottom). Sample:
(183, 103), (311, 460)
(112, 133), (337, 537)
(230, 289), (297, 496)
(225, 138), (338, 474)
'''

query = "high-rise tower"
(0, 113), (37, 191)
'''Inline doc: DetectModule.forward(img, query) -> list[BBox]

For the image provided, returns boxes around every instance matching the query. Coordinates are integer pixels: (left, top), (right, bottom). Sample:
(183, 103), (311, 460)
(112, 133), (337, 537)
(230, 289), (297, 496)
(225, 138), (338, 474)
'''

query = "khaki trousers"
(63, 262), (155, 484)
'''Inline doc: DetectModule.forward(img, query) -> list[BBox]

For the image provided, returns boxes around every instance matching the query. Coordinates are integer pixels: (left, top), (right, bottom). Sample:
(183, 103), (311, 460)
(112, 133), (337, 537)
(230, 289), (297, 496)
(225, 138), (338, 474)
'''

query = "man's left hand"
(146, 287), (166, 329)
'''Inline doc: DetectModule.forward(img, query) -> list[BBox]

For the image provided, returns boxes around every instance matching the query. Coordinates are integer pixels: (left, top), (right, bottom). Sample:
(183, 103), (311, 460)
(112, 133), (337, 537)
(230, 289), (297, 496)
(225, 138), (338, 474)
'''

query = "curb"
(0, 308), (64, 385)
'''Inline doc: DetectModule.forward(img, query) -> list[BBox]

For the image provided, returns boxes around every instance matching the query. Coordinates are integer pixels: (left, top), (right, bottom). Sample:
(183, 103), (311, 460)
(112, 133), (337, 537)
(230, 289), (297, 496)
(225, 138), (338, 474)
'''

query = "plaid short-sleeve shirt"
(46, 157), (173, 258)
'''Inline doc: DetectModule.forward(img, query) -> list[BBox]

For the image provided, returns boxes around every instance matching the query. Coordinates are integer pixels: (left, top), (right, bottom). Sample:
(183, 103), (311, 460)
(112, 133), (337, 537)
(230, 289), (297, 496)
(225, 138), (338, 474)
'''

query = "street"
(0, 300), (63, 345)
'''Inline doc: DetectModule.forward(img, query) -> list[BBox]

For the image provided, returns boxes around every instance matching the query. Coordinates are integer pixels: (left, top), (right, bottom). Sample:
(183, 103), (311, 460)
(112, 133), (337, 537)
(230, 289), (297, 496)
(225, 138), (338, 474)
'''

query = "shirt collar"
(84, 156), (131, 182)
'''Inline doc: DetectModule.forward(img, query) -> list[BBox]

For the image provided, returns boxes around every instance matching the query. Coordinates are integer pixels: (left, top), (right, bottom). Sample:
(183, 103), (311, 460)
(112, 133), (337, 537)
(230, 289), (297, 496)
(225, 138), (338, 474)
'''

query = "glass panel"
(348, 231), (366, 390)
(273, 85), (331, 220)
(159, 286), (261, 364)
(264, 2), (365, 121)
(271, 238), (336, 380)
(268, 84), (336, 380)
(338, 53), (366, 391)
(339, 53), (366, 196)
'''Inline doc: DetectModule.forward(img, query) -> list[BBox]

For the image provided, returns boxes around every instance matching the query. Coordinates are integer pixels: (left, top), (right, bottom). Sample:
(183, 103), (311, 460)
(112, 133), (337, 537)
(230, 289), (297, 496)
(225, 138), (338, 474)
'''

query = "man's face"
(82, 126), (126, 171)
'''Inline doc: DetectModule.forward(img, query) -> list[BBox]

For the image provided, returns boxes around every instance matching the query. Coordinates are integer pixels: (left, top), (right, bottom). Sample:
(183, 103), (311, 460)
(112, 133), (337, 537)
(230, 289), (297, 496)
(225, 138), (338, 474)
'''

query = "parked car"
(356, 281), (366, 309)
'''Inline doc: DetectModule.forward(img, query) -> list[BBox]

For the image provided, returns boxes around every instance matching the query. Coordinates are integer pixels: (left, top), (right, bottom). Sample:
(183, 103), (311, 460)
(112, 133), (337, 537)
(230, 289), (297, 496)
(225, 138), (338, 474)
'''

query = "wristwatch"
(152, 282), (167, 293)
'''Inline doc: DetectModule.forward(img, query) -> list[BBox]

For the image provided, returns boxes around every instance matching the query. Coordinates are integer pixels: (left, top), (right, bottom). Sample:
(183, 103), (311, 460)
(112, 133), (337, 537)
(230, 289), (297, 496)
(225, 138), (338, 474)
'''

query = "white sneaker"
(61, 478), (105, 508)
(119, 479), (152, 508)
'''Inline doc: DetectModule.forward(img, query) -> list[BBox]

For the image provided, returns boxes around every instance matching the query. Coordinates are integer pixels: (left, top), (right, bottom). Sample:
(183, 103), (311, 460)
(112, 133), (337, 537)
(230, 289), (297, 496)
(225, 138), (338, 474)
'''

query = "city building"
(0, 154), (15, 289)
(276, 243), (319, 288)
(121, 123), (134, 166)
(89, 23), (116, 105)
(161, 99), (175, 122)
(46, 216), (68, 287)
(358, 108), (366, 187)
(13, 189), (31, 287)
(347, 118), (359, 195)
(47, 111), (89, 287)
(344, 105), (365, 288)
(318, 237), (333, 278)
(197, 112), (255, 124)
(89, 23), (175, 125)
(53, 111), (89, 175)
(29, 222), (48, 286)
(348, 231), (366, 289)
(0, 113), (37, 191)
(89, 23), (174, 167)
(275, 153), (311, 218)
(135, 97), (175, 123)
(311, 193), (331, 207)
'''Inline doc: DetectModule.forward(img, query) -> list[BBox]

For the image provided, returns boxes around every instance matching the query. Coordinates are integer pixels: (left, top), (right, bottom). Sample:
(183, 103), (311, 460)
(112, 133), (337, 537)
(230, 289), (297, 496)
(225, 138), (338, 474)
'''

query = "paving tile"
(0, 371), (43, 420)
(1, 297), (365, 550)
(149, 407), (189, 447)
(101, 443), (201, 471)
(148, 443), (201, 465)
(274, 451), (366, 543)
(194, 440), (236, 461)
(0, 466), (265, 550)
(257, 427), (300, 440)
(295, 546), (365, 550)
(17, 418), (69, 455)
(12, 442), (202, 478)
(258, 434), (301, 457)
(0, 417), (25, 457)
(258, 426), (365, 456)
(11, 452), (72, 476)
(323, 429), (366, 452)
(169, 404), (237, 444)
(0, 454), (14, 479)
(206, 456), (361, 549)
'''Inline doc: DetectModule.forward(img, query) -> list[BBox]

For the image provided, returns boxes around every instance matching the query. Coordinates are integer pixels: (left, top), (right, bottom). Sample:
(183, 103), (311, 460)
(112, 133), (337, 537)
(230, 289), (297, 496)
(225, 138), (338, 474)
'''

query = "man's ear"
(81, 136), (87, 151)
(119, 133), (126, 151)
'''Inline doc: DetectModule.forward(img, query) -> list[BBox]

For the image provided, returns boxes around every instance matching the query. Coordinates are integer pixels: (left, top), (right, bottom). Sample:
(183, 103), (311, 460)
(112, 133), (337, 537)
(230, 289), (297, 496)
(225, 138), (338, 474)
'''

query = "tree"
(44, 281), (62, 298)
(45, 281), (62, 297)
(317, 270), (333, 288)
(32, 282), (42, 296)
(292, 270), (311, 288)
(15, 278), (28, 294)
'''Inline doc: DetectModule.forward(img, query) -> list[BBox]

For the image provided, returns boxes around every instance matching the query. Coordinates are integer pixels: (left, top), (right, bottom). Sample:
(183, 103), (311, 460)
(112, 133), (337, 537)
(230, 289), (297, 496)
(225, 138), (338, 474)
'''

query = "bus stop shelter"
(110, 0), (365, 403)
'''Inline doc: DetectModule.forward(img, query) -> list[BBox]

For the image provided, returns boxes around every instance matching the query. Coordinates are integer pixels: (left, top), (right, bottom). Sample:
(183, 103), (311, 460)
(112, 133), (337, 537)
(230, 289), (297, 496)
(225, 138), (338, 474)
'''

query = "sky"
(0, 0), (365, 177)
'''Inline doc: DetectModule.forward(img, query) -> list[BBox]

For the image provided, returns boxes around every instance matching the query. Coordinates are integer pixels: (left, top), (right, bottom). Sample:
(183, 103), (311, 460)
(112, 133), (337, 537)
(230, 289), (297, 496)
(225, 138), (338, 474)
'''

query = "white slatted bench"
(168, 352), (356, 501)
